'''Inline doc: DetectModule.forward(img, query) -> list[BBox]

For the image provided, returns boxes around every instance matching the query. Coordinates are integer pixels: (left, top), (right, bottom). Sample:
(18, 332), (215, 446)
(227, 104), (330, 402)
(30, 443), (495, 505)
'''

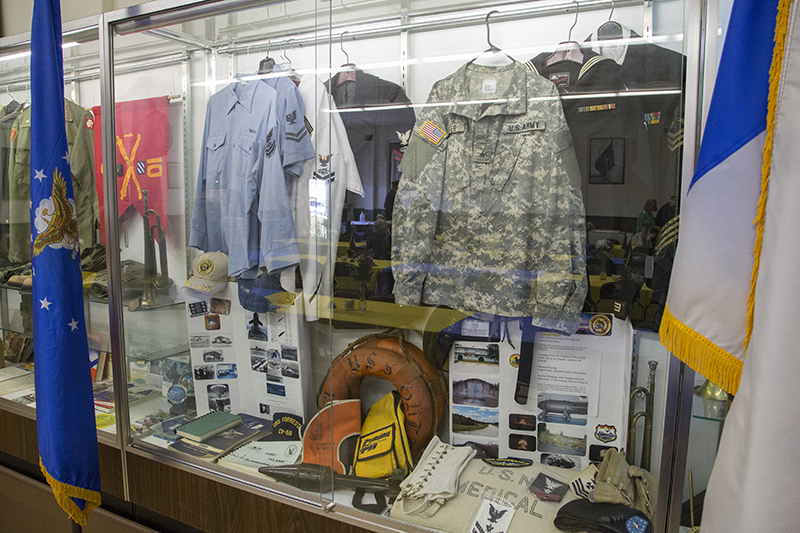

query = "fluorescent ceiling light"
(0, 41), (79, 63)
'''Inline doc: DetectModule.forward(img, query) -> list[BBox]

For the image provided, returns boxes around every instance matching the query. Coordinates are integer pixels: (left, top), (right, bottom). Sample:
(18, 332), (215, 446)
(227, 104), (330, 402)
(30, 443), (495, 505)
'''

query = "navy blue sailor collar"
(444, 61), (528, 121)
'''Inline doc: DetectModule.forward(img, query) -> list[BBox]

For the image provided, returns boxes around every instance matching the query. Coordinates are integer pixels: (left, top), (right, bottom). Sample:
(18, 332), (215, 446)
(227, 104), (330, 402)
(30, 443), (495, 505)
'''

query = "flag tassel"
(659, 305), (744, 395)
(745, 0), (795, 349)
(40, 459), (102, 526)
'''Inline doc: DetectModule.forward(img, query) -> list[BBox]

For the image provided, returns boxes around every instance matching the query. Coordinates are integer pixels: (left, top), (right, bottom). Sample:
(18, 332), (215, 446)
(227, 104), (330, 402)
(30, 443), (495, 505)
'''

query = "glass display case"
(0, 19), (114, 431)
(0, 0), (732, 532)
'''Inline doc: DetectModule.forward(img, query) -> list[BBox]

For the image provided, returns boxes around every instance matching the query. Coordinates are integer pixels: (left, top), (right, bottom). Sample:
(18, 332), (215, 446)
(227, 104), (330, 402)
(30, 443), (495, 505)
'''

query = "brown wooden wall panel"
(85, 507), (161, 533)
(0, 464), (75, 533)
(126, 453), (375, 533)
(0, 408), (39, 463)
(99, 442), (126, 499)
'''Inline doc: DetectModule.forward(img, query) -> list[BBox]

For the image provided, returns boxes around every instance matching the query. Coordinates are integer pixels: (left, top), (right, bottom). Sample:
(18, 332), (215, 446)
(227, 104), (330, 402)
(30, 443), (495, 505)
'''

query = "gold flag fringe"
(659, 305), (743, 395)
(40, 458), (101, 526)
(746, 0), (795, 349)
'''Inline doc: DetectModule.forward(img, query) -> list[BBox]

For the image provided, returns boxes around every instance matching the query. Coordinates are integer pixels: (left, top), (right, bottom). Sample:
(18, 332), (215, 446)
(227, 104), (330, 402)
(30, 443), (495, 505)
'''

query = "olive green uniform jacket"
(8, 98), (99, 263)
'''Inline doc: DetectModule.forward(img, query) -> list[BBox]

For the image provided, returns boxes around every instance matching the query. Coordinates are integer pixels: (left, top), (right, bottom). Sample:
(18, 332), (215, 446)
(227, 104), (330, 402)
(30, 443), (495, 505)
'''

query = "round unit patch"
(626, 515), (650, 532)
(588, 314), (612, 336)
(197, 258), (215, 276)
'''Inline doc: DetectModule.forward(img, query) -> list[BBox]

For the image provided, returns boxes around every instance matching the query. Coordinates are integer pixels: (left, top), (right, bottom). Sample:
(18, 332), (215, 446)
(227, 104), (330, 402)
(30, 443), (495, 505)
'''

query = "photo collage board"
(184, 282), (312, 424)
(449, 314), (633, 472)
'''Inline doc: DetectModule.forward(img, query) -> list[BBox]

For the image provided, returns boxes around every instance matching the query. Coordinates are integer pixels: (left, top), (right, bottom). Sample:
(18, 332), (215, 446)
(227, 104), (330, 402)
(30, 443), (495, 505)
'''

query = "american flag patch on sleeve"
(419, 120), (446, 144)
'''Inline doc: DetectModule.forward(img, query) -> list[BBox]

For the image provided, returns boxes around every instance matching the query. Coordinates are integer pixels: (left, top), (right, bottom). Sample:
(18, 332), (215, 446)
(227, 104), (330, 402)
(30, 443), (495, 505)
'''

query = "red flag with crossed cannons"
(93, 96), (170, 242)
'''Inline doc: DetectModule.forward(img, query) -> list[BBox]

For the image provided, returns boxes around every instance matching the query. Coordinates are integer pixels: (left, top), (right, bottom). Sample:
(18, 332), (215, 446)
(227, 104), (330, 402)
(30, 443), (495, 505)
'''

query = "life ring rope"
(318, 328), (446, 454)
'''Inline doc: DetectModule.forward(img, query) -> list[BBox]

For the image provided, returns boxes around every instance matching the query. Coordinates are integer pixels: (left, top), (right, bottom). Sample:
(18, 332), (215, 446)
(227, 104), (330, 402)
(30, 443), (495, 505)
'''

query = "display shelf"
(691, 391), (728, 422)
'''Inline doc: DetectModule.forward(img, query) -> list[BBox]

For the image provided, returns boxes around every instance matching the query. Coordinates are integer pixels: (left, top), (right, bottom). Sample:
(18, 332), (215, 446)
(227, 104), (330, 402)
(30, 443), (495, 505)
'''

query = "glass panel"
(109, 0), (337, 501)
(0, 27), (110, 422)
(106, 0), (691, 529)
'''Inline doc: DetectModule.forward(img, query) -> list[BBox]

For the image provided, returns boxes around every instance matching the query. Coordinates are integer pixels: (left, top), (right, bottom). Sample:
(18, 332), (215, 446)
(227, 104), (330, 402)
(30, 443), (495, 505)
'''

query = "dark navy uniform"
(586, 23), (686, 194)
(526, 49), (654, 220)
(325, 70), (416, 214)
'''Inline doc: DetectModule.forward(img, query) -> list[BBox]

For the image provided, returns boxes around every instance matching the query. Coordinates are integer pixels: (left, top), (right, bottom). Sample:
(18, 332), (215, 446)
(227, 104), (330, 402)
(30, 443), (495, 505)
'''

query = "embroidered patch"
(482, 457), (533, 467)
(549, 72), (570, 87)
(304, 115), (313, 134)
(9, 128), (16, 142)
(504, 120), (546, 134)
(136, 161), (145, 175)
(577, 103), (616, 113)
(588, 314), (612, 336)
(313, 154), (335, 182)
(85, 117), (94, 129)
(285, 110), (297, 124)
(286, 126), (308, 143)
(626, 515), (651, 533)
(265, 128), (276, 157)
(570, 464), (598, 500)
(197, 258), (215, 276)
(470, 499), (515, 533)
(668, 118), (685, 152)
(529, 473), (569, 502)
(595, 424), (617, 443)
(418, 120), (446, 144)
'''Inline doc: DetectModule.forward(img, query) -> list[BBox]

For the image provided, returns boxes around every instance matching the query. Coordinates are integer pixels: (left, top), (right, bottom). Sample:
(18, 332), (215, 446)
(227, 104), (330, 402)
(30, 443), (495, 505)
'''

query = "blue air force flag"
(659, 0), (780, 395)
(31, 0), (101, 524)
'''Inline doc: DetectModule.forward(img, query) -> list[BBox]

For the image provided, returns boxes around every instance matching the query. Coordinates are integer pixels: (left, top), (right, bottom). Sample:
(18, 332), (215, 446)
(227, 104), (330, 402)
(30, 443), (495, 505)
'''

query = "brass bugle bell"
(694, 379), (729, 401)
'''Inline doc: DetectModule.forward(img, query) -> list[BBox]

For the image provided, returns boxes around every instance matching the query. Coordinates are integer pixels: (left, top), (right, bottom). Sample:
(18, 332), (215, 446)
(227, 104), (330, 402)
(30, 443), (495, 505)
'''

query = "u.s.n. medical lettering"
(457, 466), (543, 518)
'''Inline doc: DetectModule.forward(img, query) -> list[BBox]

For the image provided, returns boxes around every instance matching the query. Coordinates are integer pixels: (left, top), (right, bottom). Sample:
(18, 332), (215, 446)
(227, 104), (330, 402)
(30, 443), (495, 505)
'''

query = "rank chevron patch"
(667, 118), (685, 152)
(286, 126), (309, 143)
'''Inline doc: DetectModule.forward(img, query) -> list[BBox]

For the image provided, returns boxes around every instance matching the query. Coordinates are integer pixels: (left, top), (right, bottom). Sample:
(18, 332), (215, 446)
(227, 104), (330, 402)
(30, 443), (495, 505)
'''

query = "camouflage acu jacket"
(392, 61), (587, 333)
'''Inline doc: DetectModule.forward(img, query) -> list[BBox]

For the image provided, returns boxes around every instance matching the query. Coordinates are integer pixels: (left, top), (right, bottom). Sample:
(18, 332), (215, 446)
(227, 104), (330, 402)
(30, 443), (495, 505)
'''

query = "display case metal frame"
(0, 0), (717, 530)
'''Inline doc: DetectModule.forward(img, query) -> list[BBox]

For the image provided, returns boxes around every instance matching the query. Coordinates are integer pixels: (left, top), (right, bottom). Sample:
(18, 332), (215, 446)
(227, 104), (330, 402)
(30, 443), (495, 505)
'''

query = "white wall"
(0, 0), (141, 37)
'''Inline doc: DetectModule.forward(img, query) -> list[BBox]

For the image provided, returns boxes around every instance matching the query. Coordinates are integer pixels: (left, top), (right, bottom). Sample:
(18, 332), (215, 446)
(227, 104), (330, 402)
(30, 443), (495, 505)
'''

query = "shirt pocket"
(489, 128), (530, 193)
(14, 124), (31, 167)
(234, 133), (256, 179)
(205, 132), (226, 180)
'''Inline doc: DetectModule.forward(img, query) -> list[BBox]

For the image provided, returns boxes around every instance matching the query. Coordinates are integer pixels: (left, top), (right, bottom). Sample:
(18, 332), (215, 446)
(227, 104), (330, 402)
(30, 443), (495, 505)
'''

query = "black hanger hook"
(340, 31), (351, 64)
(568, 1), (580, 41)
(485, 10), (500, 49)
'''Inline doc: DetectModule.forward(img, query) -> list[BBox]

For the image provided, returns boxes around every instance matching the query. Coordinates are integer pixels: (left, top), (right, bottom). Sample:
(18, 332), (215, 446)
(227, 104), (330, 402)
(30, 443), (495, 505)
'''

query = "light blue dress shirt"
(190, 77), (300, 277)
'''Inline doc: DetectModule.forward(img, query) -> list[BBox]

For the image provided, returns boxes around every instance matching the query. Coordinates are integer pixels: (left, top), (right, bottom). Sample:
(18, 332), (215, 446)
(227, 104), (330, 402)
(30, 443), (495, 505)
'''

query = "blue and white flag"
(664, 0), (800, 530)
(659, 0), (779, 395)
(31, 0), (101, 524)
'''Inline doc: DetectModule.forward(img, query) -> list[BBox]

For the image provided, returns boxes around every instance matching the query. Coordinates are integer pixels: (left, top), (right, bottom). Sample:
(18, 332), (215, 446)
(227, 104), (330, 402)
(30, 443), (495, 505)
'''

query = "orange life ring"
(319, 336), (447, 455)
